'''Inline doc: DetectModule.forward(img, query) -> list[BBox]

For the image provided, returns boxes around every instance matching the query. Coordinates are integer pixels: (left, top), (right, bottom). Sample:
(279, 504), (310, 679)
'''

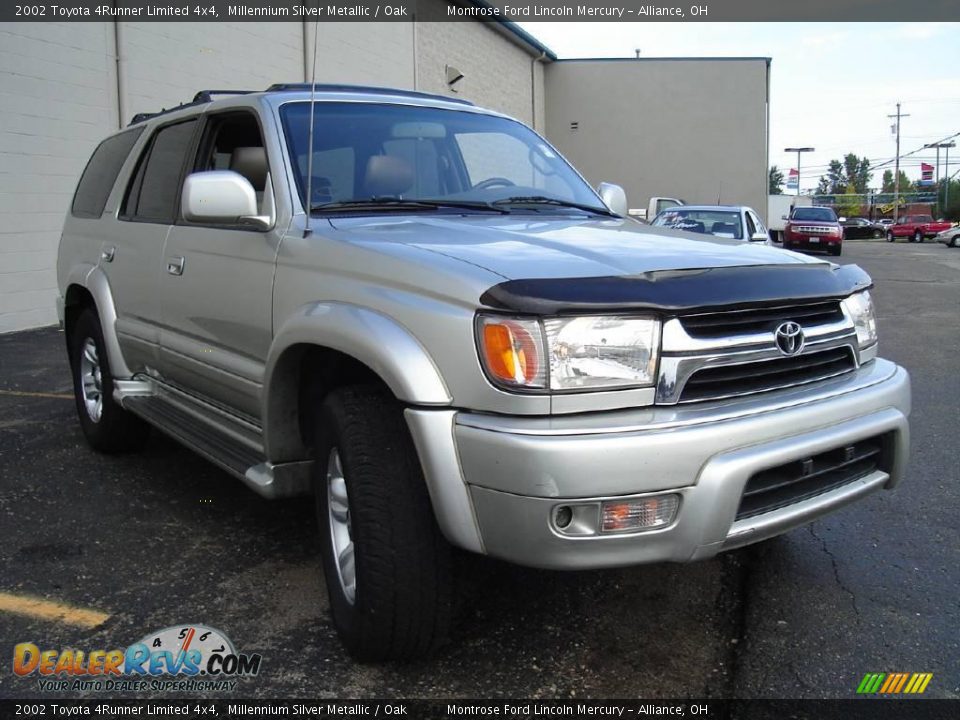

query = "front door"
(156, 110), (281, 420)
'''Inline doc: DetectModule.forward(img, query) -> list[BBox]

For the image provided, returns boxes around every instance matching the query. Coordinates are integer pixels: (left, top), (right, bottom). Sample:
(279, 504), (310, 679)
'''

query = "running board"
(123, 395), (311, 499)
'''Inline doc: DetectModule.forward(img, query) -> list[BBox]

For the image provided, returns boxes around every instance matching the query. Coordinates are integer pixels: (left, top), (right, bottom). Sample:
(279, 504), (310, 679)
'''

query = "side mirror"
(181, 171), (270, 230)
(597, 182), (628, 217)
(781, 214), (788, 220)
(750, 232), (769, 242)
(838, 217), (847, 222)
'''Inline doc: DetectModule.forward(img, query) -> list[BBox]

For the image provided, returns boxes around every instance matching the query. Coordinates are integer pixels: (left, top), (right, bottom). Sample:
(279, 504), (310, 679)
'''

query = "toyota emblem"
(775, 321), (805, 356)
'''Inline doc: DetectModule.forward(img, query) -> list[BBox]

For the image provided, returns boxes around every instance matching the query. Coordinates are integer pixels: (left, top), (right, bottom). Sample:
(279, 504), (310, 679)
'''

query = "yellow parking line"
(0, 592), (110, 629)
(0, 389), (73, 400)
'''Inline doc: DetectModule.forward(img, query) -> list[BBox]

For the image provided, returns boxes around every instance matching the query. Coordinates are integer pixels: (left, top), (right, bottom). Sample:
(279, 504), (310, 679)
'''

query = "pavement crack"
(808, 524), (862, 623)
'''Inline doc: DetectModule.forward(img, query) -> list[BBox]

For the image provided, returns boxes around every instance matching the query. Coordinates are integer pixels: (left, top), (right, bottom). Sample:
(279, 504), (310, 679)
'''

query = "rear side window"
(71, 127), (144, 218)
(123, 119), (198, 223)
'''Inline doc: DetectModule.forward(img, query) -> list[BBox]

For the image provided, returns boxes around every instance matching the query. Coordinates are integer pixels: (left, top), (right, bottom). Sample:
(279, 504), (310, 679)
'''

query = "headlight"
(477, 314), (660, 391)
(842, 290), (878, 349)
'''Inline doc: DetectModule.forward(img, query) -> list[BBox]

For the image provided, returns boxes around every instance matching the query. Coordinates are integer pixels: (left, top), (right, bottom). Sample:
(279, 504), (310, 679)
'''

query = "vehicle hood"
(327, 214), (825, 280)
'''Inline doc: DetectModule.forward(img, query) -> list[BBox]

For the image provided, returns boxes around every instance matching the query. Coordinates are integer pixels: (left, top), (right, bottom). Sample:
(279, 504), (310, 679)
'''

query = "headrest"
(363, 155), (413, 197)
(230, 147), (268, 190)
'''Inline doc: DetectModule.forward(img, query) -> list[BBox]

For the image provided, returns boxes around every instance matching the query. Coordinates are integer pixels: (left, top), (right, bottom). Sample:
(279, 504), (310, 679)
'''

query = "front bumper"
(787, 235), (841, 251)
(407, 358), (910, 569)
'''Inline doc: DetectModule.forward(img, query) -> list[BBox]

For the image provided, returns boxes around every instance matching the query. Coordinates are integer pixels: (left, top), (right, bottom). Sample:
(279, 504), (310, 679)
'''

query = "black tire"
(915, 230), (924, 243)
(69, 307), (150, 453)
(887, 231), (895, 242)
(950, 236), (958, 248)
(829, 246), (842, 257)
(873, 229), (882, 238)
(313, 384), (453, 661)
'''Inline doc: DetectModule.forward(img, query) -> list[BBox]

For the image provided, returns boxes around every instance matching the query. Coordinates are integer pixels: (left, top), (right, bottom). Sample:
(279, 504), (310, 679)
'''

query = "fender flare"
(263, 302), (451, 461)
(64, 265), (133, 379)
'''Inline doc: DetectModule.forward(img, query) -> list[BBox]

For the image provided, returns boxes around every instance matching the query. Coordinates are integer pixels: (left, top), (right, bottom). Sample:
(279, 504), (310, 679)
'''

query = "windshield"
(653, 209), (743, 239)
(791, 207), (837, 222)
(279, 102), (606, 214)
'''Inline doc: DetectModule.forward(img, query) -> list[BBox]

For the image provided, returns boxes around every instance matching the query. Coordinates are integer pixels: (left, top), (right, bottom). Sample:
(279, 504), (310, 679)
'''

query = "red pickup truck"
(885, 214), (953, 243)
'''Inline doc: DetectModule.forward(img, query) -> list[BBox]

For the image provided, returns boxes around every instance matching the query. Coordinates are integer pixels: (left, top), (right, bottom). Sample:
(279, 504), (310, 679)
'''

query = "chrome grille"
(735, 433), (892, 520)
(657, 299), (860, 405)
(677, 346), (856, 403)
(793, 225), (837, 234)
(681, 301), (844, 338)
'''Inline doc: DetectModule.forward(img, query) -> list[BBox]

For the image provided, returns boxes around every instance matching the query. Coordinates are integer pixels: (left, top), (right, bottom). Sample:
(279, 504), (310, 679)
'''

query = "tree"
(769, 166), (785, 195)
(836, 185), (862, 219)
(843, 153), (872, 194)
(881, 169), (913, 195)
(824, 160), (846, 194)
(817, 154), (873, 195)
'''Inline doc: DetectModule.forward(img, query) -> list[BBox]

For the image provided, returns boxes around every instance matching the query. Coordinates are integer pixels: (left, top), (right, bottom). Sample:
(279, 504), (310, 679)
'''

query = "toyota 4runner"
(57, 85), (911, 661)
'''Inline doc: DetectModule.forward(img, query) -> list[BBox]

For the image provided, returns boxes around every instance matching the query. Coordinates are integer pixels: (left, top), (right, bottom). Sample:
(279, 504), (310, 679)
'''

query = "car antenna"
(303, 18), (319, 239)
(716, 182), (722, 205)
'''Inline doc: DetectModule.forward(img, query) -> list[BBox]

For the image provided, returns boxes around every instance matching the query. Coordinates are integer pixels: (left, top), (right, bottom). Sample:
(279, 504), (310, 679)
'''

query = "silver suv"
(57, 85), (911, 661)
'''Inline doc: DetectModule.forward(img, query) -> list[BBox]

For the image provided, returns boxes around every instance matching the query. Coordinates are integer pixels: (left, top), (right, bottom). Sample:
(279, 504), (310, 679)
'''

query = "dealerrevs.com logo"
(13, 624), (261, 692)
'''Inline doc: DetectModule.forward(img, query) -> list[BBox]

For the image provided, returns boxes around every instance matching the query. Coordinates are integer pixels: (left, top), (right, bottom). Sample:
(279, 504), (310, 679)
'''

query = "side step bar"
(123, 395), (310, 499)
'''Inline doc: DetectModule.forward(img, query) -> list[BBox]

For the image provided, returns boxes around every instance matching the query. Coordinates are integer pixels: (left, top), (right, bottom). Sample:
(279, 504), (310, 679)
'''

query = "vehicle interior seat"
(364, 154), (414, 197)
(711, 222), (739, 236)
(229, 146), (268, 211)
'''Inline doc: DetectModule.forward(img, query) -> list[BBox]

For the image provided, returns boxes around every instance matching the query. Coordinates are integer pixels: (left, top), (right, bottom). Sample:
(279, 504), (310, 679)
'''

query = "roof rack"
(127, 89), (257, 126)
(128, 83), (474, 126)
(265, 83), (474, 106)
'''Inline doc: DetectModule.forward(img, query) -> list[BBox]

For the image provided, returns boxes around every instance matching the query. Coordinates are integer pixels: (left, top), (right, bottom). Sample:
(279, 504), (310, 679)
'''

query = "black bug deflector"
(479, 263), (873, 316)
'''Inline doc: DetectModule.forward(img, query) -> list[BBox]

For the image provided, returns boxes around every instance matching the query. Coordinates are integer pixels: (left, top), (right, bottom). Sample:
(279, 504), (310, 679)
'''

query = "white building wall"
(0, 18), (545, 333)
(0, 22), (118, 333)
(118, 22), (303, 126)
(415, 7), (542, 128)
(310, 23), (415, 88)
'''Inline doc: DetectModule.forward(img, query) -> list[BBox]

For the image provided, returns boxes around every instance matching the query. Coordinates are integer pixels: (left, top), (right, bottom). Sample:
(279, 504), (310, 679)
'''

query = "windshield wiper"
(311, 197), (508, 214)
(492, 196), (617, 217)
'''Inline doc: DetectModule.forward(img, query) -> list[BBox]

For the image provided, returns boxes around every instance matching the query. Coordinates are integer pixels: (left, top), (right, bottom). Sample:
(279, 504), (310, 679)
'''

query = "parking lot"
(1, 240), (957, 700)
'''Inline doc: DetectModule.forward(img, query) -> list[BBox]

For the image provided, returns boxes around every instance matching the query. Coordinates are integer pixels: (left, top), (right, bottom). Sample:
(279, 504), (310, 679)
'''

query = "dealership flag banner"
(786, 168), (799, 190)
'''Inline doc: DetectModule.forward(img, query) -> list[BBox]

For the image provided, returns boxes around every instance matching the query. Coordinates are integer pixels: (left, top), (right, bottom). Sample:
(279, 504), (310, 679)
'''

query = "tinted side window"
(71, 128), (144, 218)
(125, 120), (197, 223)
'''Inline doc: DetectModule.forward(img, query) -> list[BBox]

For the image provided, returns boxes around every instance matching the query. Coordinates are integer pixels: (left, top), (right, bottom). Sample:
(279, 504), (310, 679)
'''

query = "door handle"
(166, 256), (185, 276)
(101, 245), (116, 263)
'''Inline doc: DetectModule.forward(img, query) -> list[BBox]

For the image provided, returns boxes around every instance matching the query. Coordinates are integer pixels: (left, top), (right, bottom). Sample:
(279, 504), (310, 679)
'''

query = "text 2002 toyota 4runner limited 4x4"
(58, 85), (911, 661)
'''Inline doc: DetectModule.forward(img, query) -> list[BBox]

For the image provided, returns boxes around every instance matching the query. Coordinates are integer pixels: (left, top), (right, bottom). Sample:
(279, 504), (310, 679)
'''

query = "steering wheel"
(473, 177), (516, 190)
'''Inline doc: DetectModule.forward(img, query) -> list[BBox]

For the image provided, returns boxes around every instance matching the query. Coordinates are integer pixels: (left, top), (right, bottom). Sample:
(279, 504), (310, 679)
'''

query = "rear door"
(156, 110), (281, 420)
(106, 118), (199, 373)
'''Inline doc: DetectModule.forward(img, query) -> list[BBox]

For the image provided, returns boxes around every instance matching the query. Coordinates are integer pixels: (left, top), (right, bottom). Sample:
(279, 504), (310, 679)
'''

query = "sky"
(516, 21), (960, 193)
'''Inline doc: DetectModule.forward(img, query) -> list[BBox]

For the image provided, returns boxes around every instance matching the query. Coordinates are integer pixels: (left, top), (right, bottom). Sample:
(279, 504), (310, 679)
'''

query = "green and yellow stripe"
(857, 672), (933, 694)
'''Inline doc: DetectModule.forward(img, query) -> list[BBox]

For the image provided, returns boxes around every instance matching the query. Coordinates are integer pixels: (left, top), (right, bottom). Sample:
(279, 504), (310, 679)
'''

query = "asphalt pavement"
(0, 240), (957, 702)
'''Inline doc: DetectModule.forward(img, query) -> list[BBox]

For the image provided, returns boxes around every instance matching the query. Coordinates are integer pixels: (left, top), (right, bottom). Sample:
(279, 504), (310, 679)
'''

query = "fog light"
(554, 505), (573, 529)
(601, 495), (679, 533)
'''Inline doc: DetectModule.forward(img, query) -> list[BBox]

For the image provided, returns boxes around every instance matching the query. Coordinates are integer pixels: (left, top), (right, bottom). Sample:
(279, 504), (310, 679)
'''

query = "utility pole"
(926, 141), (955, 218)
(784, 147), (814, 196)
(888, 103), (909, 222)
(946, 142), (954, 215)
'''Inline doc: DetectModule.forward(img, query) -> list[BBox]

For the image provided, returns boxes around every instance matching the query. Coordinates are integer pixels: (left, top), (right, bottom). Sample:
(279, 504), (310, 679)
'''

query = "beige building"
(545, 57), (770, 222)
(0, 14), (769, 334)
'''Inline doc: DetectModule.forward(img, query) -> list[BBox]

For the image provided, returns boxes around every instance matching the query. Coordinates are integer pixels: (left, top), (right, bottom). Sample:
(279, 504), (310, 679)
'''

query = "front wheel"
(950, 236), (959, 248)
(69, 308), (149, 453)
(314, 385), (453, 661)
(873, 229), (882, 238)
(887, 231), (895, 242)
(914, 230), (924, 243)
